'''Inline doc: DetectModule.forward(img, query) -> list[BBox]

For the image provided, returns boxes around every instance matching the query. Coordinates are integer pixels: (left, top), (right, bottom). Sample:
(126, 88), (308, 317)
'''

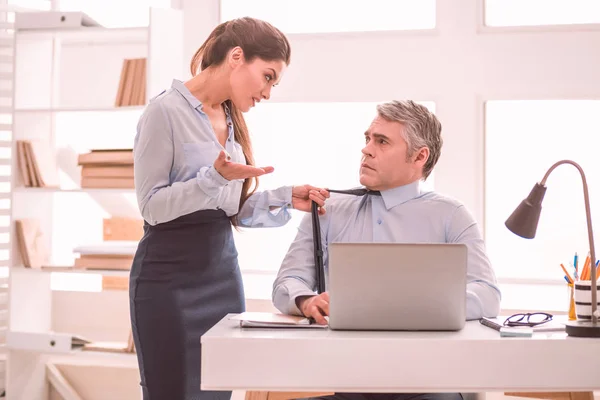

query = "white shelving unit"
(0, 3), (15, 396)
(7, 7), (183, 399)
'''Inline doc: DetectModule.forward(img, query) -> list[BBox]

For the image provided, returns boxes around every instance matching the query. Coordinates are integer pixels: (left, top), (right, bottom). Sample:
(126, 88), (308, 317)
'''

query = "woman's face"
(229, 49), (287, 112)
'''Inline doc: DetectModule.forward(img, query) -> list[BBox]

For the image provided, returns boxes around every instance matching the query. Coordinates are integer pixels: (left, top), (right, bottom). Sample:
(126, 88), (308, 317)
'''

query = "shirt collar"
(380, 180), (424, 210)
(171, 79), (232, 118)
(171, 79), (201, 109)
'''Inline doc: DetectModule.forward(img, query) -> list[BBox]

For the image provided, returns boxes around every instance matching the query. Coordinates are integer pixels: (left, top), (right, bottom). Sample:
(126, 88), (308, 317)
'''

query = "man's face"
(359, 116), (428, 191)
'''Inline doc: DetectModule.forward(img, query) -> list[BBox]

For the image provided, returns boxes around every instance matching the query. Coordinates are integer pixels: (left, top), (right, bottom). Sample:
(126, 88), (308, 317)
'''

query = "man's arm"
(447, 205), (502, 320)
(272, 212), (328, 315)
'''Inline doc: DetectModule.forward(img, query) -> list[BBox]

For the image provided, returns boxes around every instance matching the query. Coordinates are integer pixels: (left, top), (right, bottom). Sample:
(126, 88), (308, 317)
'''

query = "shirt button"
(227, 122), (232, 127)
(377, 218), (382, 225)
(228, 138), (232, 142)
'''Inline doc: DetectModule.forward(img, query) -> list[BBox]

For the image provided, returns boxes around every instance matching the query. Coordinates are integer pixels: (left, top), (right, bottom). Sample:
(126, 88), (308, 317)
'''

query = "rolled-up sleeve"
(237, 186), (294, 228)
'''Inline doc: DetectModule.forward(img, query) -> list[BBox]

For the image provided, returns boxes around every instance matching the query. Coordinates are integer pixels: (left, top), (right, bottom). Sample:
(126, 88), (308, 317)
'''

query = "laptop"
(327, 242), (467, 331)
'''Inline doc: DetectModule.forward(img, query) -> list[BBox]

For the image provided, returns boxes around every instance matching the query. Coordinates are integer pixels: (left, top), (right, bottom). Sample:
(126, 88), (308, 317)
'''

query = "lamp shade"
(505, 183), (547, 239)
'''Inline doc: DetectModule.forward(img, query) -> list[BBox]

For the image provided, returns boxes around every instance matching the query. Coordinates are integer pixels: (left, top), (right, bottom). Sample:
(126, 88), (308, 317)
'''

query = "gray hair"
(376, 100), (442, 180)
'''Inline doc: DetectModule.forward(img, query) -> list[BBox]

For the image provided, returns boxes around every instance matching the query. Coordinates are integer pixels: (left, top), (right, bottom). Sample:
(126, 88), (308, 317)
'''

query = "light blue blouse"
(134, 79), (293, 227)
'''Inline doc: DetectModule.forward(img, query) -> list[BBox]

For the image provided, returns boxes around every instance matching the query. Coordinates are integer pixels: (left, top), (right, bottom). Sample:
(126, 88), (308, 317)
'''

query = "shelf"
(48, 350), (138, 369)
(44, 268), (130, 277)
(16, 26), (148, 45)
(13, 187), (135, 194)
(14, 105), (144, 113)
(12, 266), (130, 277)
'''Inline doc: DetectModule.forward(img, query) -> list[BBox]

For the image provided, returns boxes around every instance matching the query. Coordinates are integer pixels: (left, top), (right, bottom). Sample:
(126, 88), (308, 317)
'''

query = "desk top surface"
(201, 315), (599, 392)
(202, 314), (575, 342)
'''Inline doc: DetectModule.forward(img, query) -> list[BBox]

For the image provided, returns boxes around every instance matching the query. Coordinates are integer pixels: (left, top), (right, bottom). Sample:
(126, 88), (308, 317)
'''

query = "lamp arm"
(540, 160), (597, 324)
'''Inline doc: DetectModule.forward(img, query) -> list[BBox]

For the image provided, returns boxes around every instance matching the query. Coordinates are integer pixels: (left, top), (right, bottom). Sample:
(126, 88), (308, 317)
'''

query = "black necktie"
(311, 188), (381, 294)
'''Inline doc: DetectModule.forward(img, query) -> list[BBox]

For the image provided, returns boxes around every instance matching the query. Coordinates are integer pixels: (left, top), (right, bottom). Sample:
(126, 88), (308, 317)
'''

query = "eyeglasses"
(503, 312), (553, 327)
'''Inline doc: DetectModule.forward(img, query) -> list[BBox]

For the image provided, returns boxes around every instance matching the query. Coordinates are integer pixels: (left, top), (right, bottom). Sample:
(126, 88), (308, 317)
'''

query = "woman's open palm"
(213, 150), (274, 181)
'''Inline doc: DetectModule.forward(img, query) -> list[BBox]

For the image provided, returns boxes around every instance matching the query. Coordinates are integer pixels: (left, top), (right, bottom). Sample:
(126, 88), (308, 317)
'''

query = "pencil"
(581, 255), (591, 281)
(560, 263), (574, 283)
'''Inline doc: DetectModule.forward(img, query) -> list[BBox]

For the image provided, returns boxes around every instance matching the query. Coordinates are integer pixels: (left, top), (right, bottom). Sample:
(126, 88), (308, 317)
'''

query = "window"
(485, 100), (600, 282)
(220, 0), (436, 34)
(233, 101), (435, 282)
(485, 0), (600, 27)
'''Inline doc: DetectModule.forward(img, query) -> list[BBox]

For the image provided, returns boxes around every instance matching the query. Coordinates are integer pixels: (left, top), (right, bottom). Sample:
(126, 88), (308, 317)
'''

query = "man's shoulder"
(418, 190), (467, 211)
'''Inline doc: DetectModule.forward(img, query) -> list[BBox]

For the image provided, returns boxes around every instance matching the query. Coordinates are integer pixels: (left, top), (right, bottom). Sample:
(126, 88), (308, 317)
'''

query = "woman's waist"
(145, 209), (230, 229)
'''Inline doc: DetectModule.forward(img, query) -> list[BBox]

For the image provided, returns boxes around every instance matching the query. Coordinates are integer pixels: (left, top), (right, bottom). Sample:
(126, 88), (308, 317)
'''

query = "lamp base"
(565, 320), (600, 337)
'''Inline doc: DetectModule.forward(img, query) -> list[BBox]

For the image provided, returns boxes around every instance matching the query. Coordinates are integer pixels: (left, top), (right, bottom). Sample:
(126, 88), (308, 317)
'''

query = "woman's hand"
(213, 150), (274, 181)
(291, 185), (330, 215)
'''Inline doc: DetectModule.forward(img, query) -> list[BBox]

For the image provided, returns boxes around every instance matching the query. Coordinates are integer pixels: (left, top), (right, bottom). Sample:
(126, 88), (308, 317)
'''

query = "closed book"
(81, 177), (134, 189)
(77, 149), (133, 166)
(74, 255), (133, 270)
(81, 165), (133, 178)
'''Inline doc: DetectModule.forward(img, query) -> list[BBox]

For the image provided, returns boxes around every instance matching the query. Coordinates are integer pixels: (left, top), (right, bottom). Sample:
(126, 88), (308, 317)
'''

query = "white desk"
(201, 315), (600, 393)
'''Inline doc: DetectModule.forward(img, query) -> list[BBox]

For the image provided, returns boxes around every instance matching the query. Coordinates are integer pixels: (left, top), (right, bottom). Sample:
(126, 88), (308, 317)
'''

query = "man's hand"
(214, 150), (274, 181)
(291, 185), (330, 215)
(296, 293), (330, 325)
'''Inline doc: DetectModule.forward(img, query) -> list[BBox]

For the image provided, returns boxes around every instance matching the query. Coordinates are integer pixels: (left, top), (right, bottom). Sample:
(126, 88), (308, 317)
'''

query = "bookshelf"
(7, 7), (183, 398)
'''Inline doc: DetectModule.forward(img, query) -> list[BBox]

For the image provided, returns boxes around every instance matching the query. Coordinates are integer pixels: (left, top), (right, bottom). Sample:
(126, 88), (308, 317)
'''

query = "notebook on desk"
(230, 312), (328, 329)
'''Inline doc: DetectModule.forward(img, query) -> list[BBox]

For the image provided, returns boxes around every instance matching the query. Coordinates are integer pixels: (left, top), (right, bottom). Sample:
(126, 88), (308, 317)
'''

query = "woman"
(130, 17), (328, 399)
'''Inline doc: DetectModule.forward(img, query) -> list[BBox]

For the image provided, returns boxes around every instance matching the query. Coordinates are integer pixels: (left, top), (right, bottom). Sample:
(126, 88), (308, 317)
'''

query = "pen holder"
(574, 281), (600, 321)
(568, 283), (576, 321)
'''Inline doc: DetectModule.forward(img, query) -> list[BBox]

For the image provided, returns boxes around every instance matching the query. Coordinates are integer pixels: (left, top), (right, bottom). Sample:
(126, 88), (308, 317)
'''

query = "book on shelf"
(15, 219), (50, 268)
(16, 139), (59, 188)
(102, 275), (129, 291)
(115, 58), (146, 107)
(82, 166), (133, 178)
(78, 149), (134, 188)
(77, 149), (133, 166)
(74, 254), (134, 270)
(103, 218), (144, 241)
(73, 241), (137, 270)
(81, 177), (134, 189)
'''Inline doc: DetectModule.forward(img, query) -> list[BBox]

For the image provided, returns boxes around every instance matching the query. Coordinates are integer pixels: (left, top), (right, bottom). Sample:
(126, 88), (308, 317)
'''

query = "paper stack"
(83, 330), (135, 354)
(16, 139), (59, 188)
(73, 241), (137, 271)
(115, 58), (146, 107)
(78, 149), (134, 188)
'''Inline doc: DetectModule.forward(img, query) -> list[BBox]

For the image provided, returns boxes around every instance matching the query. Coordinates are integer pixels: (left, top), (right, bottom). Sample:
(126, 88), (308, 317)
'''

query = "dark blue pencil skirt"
(129, 209), (245, 400)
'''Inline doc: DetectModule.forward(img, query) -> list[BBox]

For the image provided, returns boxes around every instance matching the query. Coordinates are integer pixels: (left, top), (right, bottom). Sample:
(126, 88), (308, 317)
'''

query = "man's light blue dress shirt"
(133, 79), (293, 227)
(272, 180), (501, 320)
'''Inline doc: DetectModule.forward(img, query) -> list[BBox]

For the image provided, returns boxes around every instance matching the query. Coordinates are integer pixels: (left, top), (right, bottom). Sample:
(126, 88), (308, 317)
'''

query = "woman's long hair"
(190, 18), (291, 226)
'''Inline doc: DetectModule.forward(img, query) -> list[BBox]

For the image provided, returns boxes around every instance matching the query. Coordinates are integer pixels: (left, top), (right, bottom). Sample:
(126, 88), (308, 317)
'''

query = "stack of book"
(16, 139), (59, 188)
(78, 149), (134, 188)
(115, 58), (146, 107)
(73, 241), (137, 271)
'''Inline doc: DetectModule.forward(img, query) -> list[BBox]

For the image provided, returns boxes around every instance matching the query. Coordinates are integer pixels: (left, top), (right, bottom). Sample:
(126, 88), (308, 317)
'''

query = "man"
(272, 100), (501, 400)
